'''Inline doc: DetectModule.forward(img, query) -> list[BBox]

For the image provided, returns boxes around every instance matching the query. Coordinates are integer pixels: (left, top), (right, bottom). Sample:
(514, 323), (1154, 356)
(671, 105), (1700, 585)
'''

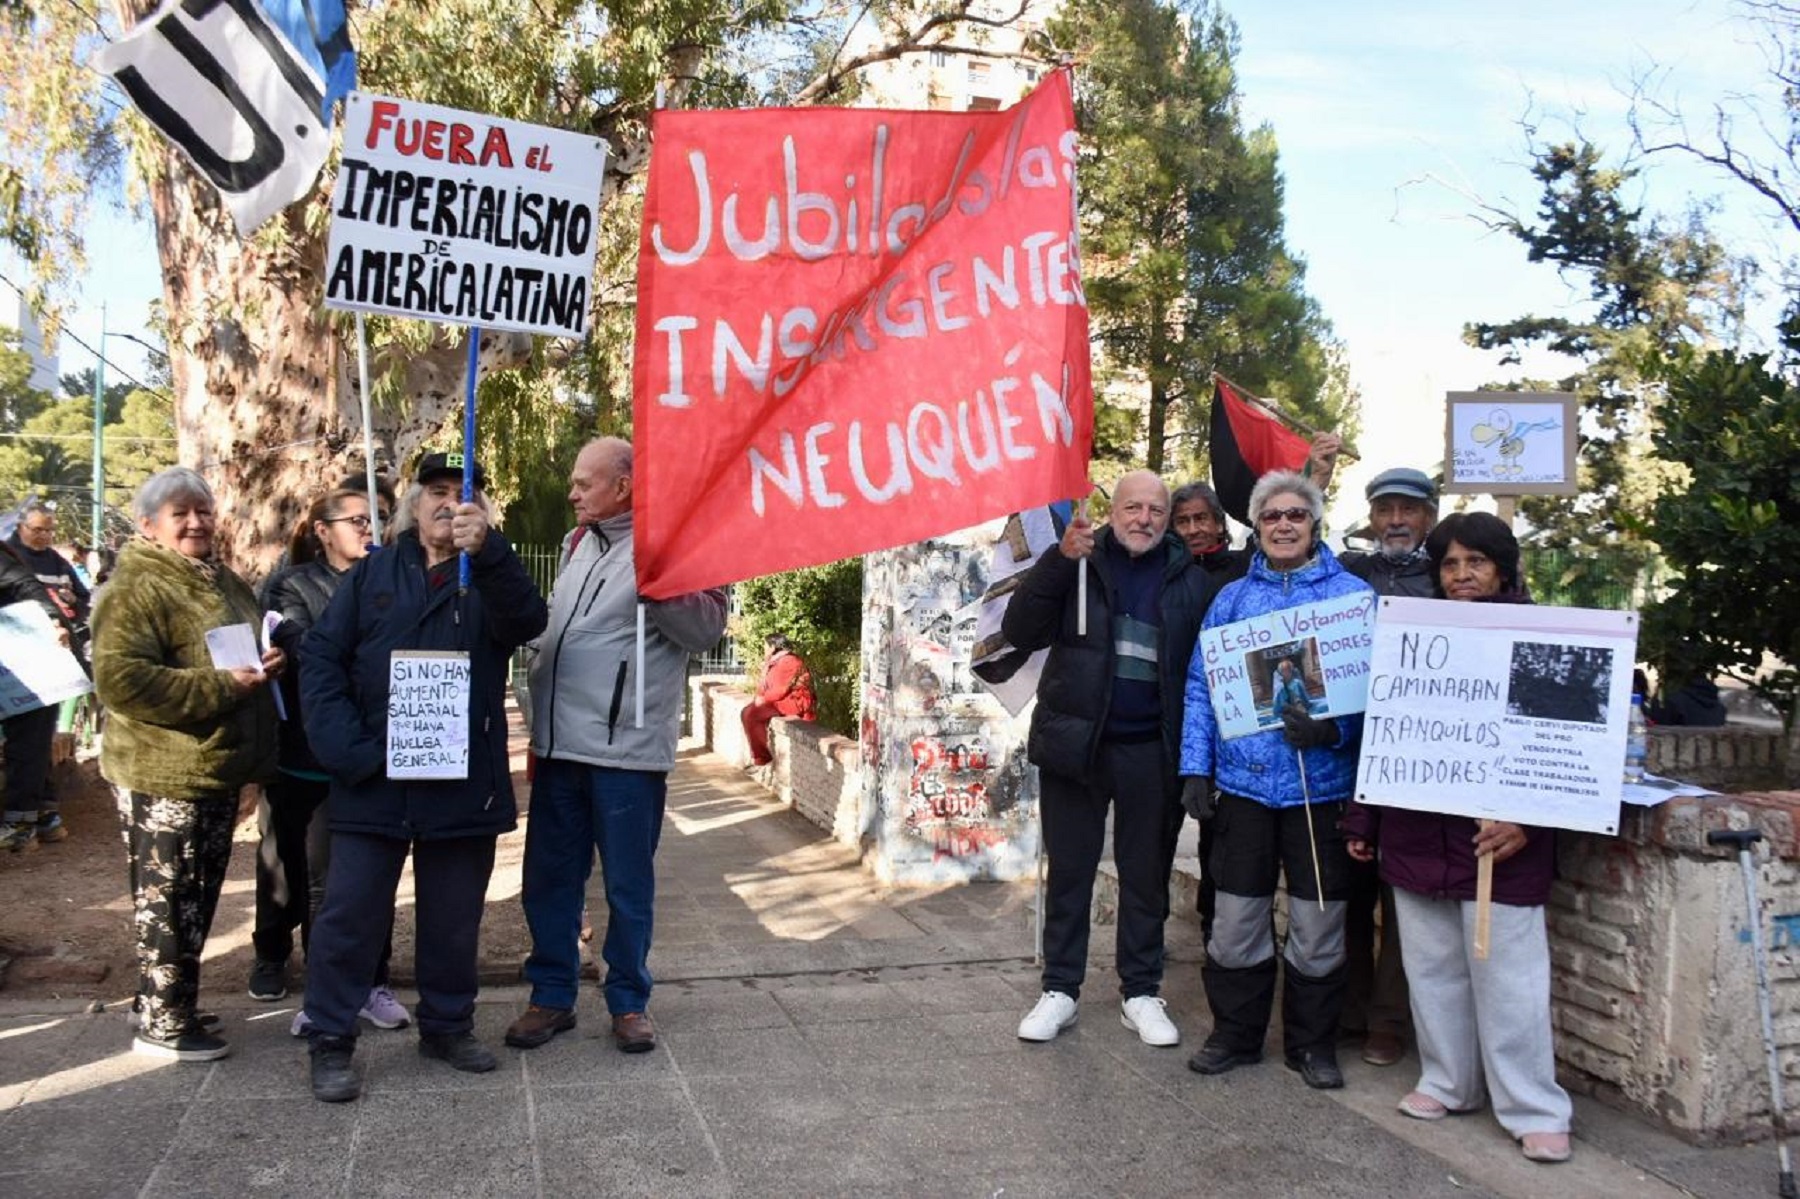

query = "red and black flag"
(1209, 376), (1313, 524)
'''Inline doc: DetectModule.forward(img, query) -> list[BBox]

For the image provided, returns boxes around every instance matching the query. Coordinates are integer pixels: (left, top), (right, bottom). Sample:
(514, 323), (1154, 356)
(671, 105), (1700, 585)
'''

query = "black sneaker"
(1286, 1049), (1345, 1090)
(418, 1032), (498, 1073)
(248, 959), (288, 1001)
(133, 1028), (230, 1062)
(1187, 1037), (1262, 1076)
(309, 1036), (361, 1103)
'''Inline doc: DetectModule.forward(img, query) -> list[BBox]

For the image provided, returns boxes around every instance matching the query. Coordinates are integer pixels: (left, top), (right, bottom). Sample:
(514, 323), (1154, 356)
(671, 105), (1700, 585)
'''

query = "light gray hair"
(1247, 470), (1324, 526)
(392, 480), (490, 537)
(133, 467), (214, 521)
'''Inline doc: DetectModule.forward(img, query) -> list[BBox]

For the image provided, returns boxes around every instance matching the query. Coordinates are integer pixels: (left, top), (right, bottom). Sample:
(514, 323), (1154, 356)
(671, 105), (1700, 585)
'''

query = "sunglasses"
(1257, 507), (1312, 526)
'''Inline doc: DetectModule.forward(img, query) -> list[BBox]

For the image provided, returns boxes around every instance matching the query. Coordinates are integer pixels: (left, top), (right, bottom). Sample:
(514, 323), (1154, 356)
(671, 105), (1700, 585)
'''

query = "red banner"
(631, 70), (1093, 598)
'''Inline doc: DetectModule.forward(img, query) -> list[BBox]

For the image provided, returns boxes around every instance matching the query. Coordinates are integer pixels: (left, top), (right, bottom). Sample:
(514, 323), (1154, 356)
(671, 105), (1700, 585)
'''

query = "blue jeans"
(522, 757), (666, 1014)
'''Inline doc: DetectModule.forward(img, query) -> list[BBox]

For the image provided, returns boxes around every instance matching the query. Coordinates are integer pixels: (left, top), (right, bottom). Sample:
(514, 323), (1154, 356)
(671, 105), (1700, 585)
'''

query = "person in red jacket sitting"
(742, 635), (816, 765)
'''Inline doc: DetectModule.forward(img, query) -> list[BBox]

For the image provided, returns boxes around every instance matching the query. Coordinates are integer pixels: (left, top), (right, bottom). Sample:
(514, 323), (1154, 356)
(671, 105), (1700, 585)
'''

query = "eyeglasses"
(1257, 507), (1312, 526)
(326, 514), (375, 530)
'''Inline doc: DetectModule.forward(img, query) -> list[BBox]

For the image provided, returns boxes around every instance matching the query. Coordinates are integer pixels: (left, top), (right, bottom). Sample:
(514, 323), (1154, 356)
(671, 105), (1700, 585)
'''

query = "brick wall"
(1647, 725), (1788, 792)
(700, 682), (864, 850)
(1552, 790), (1800, 1142)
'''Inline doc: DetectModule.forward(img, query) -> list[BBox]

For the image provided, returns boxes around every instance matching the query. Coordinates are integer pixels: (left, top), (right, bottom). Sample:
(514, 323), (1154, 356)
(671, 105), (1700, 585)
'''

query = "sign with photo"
(1442, 392), (1579, 495)
(1354, 596), (1637, 834)
(1195, 590), (1377, 740)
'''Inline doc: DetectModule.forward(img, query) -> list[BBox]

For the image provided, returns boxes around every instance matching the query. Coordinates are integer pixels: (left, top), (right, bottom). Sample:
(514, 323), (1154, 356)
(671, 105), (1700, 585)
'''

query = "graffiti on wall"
(861, 526), (1039, 882)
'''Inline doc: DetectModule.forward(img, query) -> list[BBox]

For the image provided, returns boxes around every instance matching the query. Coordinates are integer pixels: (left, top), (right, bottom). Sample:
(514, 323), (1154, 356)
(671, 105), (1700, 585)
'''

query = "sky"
(1226, 0), (1795, 519)
(16, 0), (1797, 527)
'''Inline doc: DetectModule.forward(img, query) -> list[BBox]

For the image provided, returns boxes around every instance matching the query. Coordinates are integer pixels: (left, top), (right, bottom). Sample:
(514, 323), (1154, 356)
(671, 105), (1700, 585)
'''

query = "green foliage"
(1050, 0), (1358, 475)
(730, 559), (863, 734)
(1466, 143), (1751, 552)
(0, 327), (49, 431)
(0, 385), (175, 537)
(1639, 349), (1800, 727)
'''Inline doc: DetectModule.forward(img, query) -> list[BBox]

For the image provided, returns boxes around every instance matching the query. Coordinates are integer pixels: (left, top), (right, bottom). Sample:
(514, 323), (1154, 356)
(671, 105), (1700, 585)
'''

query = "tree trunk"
(143, 158), (530, 579)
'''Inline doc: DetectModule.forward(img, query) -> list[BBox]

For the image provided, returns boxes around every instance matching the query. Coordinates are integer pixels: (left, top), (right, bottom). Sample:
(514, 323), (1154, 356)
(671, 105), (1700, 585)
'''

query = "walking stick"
(1294, 751), (1326, 914)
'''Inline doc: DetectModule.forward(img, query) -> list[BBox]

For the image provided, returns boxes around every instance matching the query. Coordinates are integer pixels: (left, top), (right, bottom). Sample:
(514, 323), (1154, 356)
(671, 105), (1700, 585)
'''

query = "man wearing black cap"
(1335, 465), (1439, 1068)
(297, 450), (547, 1102)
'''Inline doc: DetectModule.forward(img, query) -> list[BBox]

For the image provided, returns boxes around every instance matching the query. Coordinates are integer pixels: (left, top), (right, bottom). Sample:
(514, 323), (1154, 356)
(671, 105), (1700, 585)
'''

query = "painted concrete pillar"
(858, 522), (1039, 883)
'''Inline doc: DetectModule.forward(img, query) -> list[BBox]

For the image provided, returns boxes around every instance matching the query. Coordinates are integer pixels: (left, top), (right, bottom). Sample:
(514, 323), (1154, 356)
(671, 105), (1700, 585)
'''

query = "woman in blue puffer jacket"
(1179, 470), (1373, 1091)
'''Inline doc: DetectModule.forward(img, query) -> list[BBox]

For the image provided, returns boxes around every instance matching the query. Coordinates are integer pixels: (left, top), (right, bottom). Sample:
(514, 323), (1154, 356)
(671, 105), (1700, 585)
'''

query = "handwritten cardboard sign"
(1196, 590), (1377, 739)
(631, 69), (1094, 598)
(1443, 392), (1579, 496)
(1354, 596), (1636, 834)
(324, 92), (609, 337)
(386, 650), (470, 780)
(0, 601), (91, 715)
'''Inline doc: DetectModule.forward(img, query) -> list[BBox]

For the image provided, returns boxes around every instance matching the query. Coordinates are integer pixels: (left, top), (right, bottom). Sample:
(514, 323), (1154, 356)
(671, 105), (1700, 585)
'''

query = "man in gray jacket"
(505, 437), (728, 1054)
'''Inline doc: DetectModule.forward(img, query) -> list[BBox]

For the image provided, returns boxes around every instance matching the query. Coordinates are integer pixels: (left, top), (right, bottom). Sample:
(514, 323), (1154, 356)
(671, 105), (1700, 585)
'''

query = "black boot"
(309, 1034), (360, 1102)
(1282, 962), (1348, 1088)
(1196, 957), (1277, 1069)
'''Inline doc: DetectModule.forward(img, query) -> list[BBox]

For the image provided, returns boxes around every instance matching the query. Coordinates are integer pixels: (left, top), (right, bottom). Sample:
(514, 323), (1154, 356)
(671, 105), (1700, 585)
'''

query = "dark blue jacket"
(300, 529), (547, 840)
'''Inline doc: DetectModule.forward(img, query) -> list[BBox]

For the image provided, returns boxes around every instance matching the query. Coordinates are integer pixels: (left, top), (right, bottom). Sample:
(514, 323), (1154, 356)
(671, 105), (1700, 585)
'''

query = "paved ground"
(0, 748), (1781, 1198)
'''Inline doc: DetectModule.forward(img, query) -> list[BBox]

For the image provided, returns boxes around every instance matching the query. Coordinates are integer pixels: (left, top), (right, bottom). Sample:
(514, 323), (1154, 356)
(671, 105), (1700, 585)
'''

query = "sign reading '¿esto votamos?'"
(324, 92), (609, 337)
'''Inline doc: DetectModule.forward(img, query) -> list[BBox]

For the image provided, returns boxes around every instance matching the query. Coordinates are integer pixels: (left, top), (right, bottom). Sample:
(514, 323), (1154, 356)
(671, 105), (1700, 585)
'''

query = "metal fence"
(507, 544), (744, 700)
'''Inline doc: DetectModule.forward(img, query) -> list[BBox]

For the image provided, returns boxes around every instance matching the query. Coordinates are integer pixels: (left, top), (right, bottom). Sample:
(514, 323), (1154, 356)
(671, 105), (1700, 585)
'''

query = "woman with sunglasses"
(248, 484), (410, 1034)
(1179, 470), (1373, 1090)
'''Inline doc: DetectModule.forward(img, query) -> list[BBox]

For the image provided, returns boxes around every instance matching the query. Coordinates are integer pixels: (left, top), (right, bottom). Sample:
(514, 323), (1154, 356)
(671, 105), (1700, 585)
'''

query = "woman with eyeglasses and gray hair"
(91, 466), (284, 1061)
(1178, 469), (1373, 1091)
(247, 483), (411, 1038)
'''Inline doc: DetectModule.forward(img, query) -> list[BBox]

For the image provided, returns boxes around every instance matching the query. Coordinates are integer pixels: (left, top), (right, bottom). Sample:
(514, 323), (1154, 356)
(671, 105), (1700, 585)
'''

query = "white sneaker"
(1017, 991), (1079, 1042)
(1121, 996), (1180, 1047)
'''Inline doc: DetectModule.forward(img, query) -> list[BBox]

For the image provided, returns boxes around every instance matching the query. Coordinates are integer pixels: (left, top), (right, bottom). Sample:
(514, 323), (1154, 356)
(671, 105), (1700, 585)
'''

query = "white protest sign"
(324, 92), (609, 337)
(0, 601), (91, 714)
(1197, 590), (1378, 740)
(1355, 596), (1637, 835)
(387, 650), (471, 780)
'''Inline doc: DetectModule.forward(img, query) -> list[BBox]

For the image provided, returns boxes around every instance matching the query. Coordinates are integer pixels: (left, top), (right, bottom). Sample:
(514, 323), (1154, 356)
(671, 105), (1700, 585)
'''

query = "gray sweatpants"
(1393, 888), (1572, 1136)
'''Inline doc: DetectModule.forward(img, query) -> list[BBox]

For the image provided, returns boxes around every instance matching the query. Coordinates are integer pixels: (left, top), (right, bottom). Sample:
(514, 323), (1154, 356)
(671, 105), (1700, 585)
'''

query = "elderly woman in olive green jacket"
(92, 466), (283, 1062)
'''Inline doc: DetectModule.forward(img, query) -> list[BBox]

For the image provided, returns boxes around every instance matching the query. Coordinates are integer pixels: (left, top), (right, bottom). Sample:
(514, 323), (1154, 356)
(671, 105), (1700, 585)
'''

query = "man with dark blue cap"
(1335, 465), (1439, 1068)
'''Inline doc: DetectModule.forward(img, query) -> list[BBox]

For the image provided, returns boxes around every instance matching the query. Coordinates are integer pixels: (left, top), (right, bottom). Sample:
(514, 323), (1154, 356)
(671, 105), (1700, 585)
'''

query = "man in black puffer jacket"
(1002, 470), (1215, 1049)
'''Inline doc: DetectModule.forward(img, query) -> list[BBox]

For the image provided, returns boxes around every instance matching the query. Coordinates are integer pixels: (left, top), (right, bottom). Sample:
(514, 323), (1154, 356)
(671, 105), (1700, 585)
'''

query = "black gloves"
(1181, 776), (1215, 821)
(1282, 703), (1339, 750)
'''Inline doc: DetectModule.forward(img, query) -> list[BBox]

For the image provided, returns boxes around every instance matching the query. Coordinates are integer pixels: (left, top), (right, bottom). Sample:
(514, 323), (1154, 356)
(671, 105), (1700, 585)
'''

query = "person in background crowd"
(92, 467), (283, 1060)
(1171, 481), (1246, 586)
(1333, 464), (1440, 1069)
(0, 526), (77, 851)
(10, 502), (89, 627)
(1001, 470), (1214, 1049)
(250, 484), (412, 1041)
(299, 454), (546, 1102)
(741, 633), (817, 767)
(507, 437), (727, 1057)
(1343, 511), (1574, 1165)
(1180, 469), (1372, 1090)
(1650, 676), (1727, 727)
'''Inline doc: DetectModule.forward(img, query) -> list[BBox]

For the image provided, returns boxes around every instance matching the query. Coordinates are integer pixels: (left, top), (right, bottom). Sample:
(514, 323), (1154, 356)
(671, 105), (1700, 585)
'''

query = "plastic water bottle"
(1623, 692), (1648, 784)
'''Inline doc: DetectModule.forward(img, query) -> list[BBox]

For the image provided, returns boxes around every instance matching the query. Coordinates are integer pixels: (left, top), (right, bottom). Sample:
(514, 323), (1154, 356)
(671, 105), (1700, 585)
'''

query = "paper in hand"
(261, 612), (289, 721)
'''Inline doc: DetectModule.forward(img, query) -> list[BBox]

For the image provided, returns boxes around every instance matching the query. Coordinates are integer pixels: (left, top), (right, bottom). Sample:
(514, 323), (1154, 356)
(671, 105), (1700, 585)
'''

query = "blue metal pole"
(460, 327), (480, 591)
